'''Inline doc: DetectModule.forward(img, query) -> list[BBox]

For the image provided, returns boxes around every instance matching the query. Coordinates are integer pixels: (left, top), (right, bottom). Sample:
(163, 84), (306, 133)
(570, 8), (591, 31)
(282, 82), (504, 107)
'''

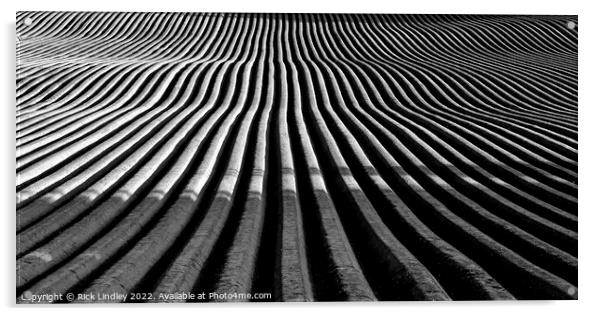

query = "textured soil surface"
(16, 12), (577, 302)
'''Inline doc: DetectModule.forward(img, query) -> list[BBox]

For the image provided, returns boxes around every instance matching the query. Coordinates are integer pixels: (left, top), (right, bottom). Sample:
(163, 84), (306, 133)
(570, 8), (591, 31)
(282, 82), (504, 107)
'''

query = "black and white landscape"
(16, 12), (578, 302)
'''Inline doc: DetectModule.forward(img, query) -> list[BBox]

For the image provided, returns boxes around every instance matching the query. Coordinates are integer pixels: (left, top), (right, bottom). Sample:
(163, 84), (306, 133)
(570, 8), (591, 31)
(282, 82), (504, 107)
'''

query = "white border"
(3, 1), (600, 315)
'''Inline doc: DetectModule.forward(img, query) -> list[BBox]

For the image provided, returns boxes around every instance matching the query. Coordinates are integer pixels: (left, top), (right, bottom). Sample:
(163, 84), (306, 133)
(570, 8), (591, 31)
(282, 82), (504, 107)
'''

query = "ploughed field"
(16, 12), (578, 302)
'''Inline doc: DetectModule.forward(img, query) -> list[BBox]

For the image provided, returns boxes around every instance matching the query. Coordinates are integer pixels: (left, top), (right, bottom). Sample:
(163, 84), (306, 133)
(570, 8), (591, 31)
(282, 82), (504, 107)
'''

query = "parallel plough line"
(16, 12), (578, 301)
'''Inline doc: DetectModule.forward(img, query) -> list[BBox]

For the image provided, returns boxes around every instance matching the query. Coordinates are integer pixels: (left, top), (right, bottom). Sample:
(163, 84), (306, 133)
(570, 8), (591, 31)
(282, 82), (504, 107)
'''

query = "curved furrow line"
(64, 13), (194, 61)
(17, 12), (127, 60)
(421, 15), (577, 80)
(305, 15), (576, 292)
(28, 13), (206, 63)
(17, 63), (102, 113)
(15, 17), (232, 176)
(15, 63), (179, 191)
(73, 14), (261, 301)
(381, 15), (577, 110)
(298, 15), (516, 300)
(16, 13), (204, 106)
(151, 14), (270, 300)
(350, 22), (578, 177)
(17, 12), (78, 41)
(16, 64), (199, 203)
(19, 13), (166, 61)
(16, 60), (209, 257)
(368, 51), (580, 186)
(15, 15), (224, 128)
(319, 13), (574, 232)
(16, 63), (104, 113)
(346, 40), (576, 198)
(15, 16), (228, 169)
(487, 16), (577, 60)
(263, 16), (315, 301)
(325, 16), (577, 208)
(330, 15), (576, 175)
(377, 15), (578, 122)
(16, 63), (77, 94)
(432, 15), (577, 72)
(388, 16), (578, 111)
(16, 63), (101, 112)
(15, 63), (166, 176)
(16, 31), (251, 297)
(287, 15), (451, 301)
(15, 17), (205, 141)
(17, 12), (241, 220)
(434, 15), (577, 59)
(16, 12), (578, 302)
(16, 62), (177, 155)
(310, 12), (577, 250)
(17, 64), (135, 134)
(368, 15), (579, 144)
(272, 16), (376, 301)
(340, 14), (576, 164)
(16, 12), (250, 296)
(208, 16), (278, 300)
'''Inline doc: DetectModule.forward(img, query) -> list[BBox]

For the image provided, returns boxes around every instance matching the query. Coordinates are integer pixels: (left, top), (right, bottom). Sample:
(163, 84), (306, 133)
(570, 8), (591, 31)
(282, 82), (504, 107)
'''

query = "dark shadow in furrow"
(301, 46), (483, 299)
(126, 50), (259, 301)
(187, 45), (271, 303)
(428, 71), (578, 146)
(21, 64), (157, 135)
(322, 127), (482, 298)
(248, 134), (278, 302)
(15, 65), (206, 237)
(360, 111), (577, 255)
(302, 128), (408, 300)
(60, 100), (241, 302)
(357, 64), (576, 204)
(408, 72), (578, 176)
(324, 20), (577, 200)
(428, 74), (576, 153)
(17, 59), (239, 297)
(17, 11), (233, 188)
(290, 52), (408, 302)
(17, 65), (131, 131)
(17, 67), (136, 135)
(355, 78), (578, 230)
(344, 112), (576, 283)
(16, 66), (141, 159)
(355, 64), (577, 212)
(352, 78), (577, 231)
(16, 66), (105, 127)
(270, 33), (287, 303)
(417, 136), (576, 233)
(15, 72), (217, 257)
(415, 49), (578, 131)
(310, 14), (576, 296)
(17, 197), (151, 300)
(333, 62), (577, 267)
(18, 67), (94, 111)
(303, 58), (496, 299)
(365, 16), (578, 137)
(263, 14), (290, 302)
(415, 16), (577, 92)
(16, 66), (200, 208)
(337, 128), (574, 298)
(16, 66), (178, 194)
(18, 133), (217, 297)
(17, 62), (162, 151)
(249, 40), (281, 301)
(286, 74), (347, 301)
(16, 65), (81, 102)
(335, 19), (577, 169)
